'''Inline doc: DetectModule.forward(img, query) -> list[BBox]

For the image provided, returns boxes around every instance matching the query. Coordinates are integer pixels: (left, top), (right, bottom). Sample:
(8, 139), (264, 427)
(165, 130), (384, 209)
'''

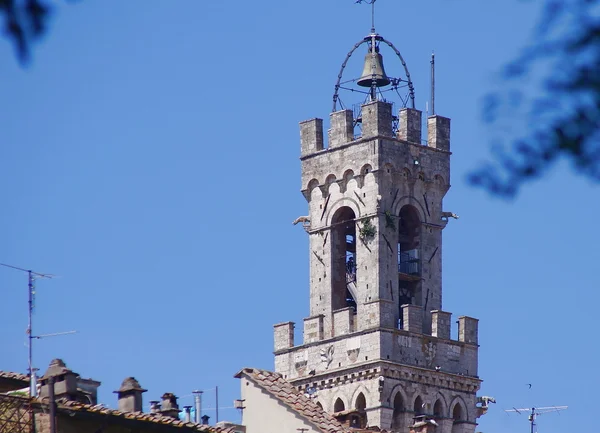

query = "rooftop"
(236, 367), (349, 433)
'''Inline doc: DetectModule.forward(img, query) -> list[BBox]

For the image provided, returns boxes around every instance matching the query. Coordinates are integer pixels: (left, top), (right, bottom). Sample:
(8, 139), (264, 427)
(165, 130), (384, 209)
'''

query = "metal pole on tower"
(431, 52), (435, 116)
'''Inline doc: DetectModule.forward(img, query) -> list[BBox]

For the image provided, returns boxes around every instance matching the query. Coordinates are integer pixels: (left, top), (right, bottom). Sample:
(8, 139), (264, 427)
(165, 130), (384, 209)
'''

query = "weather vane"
(356, 0), (377, 34)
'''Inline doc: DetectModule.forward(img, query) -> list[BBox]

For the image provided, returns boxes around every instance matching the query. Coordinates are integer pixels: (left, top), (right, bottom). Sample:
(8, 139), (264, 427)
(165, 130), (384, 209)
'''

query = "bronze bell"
(357, 51), (391, 88)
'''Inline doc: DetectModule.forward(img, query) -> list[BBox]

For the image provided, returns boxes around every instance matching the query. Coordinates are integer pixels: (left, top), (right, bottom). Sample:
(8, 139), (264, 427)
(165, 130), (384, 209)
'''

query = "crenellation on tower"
(329, 109), (355, 148)
(431, 310), (452, 340)
(303, 315), (325, 344)
(402, 304), (423, 333)
(300, 118), (324, 157)
(274, 321), (295, 352)
(361, 100), (394, 138)
(427, 115), (451, 151)
(398, 108), (423, 144)
(333, 307), (355, 336)
(458, 317), (479, 346)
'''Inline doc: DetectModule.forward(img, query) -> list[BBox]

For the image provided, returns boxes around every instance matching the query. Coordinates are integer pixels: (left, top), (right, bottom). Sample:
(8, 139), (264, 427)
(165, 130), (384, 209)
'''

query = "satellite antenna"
(0, 262), (76, 397)
(505, 406), (568, 433)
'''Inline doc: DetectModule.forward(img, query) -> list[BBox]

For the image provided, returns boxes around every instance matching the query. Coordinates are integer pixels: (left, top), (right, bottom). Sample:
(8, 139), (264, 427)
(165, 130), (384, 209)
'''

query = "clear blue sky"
(1, 1), (596, 432)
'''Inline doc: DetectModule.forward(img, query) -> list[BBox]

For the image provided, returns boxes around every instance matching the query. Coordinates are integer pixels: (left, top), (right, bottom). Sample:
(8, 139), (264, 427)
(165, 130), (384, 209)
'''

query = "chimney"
(159, 393), (180, 419)
(193, 390), (203, 423)
(150, 401), (161, 414)
(201, 415), (210, 425)
(114, 377), (147, 413)
(410, 416), (438, 433)
(77, 377), (101, 405)
(184, 406), (192, 422)
(39, 359), (78, 402)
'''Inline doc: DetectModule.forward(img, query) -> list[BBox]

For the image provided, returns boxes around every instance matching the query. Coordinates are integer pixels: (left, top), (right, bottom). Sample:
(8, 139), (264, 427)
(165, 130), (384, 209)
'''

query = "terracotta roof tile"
(51, 399), (236, 433)
(0, 371), (29, 383)
(236, 367), (350, 433)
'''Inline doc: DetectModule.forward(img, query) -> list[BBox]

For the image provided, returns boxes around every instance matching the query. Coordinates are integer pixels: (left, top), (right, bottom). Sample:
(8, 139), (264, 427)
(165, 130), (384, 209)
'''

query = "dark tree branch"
(1, 0), (51, 65)
(471, 0), (600, 197)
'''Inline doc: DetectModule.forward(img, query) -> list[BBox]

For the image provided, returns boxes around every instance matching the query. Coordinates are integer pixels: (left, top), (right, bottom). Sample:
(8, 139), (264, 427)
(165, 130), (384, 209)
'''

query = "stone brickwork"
(274, 322), (295, 352)
(398, 108), (422, 144)
(277, 100), (483, 433)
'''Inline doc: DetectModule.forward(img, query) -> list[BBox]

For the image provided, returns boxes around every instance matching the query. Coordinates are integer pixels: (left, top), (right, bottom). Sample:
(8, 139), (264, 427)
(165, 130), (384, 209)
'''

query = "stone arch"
(383, 163), (395, 174)
(449, 396), (468, 420)
(392, 196), (427, 224)
(391, 386), (407, 430)
(402, 167), (412, 179)
(343, 169), (355, 182)
(325, 198), (361, 226)
(433, 396), (447, 418)
(417, 171), (425, 181)
(326, 174), (337, 185)
(316, 401), (323, 410)
(413, 395), (424, 415)
(333, 397), (346, 413)
(355, 392), (366, 411)
(340, 169), (355, 193)
(390, 385), (409, 410)
(358, 164), (375, 188)
(350, 386), (370, 411)
(433, 174), (446, 186)
(307, 178), (320, 193)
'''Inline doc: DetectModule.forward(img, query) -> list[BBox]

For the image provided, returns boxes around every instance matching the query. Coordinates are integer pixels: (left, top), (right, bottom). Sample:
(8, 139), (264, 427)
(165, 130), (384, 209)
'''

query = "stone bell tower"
(273, 16), (488, 433)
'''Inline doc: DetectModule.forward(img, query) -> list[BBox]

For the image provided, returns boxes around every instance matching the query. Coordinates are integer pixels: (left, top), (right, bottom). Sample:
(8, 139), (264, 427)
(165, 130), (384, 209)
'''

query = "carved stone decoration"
(295, 360), (308, 376)
(347, 348), (360, 362)
(397, 335), (412, 364)
(423, 340), (437, 367)
(320, 345), (334, 369)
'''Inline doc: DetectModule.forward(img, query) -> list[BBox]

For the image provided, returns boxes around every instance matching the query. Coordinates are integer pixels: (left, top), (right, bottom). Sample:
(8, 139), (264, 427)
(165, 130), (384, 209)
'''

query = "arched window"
(331, 207), (357, 311)
(413, 396), (424, 415)
(434, 399), (444, 418)
(453, 404), (463, 421)
(391, 392), (405, 430)
(316, 401), (323, 410)
(451, 403), (465, 433)
(334, 398), (345, 413)
(355, 393), (366, 411)
(398, 205), (421, 326)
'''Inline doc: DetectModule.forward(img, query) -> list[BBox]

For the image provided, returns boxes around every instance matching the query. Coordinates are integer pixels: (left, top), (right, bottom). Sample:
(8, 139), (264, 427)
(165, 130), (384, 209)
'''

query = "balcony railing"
(398, 250), (420, 276)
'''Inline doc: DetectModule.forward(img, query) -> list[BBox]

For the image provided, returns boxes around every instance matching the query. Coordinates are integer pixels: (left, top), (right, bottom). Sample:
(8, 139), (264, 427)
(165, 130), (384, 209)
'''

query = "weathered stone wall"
(285, 360), (479, 433)
(276, 100), (481, 433)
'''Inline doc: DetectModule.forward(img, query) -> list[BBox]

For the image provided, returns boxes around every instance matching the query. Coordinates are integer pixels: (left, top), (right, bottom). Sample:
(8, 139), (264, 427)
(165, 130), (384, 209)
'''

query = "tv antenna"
(0, 262), (76, 397)
(505, 406), (568, 433)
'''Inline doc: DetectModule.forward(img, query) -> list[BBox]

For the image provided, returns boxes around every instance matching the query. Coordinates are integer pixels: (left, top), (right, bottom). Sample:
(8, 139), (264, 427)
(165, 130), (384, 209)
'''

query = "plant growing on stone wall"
(384, 210), (396, 231)
(359, 218), (377, 240)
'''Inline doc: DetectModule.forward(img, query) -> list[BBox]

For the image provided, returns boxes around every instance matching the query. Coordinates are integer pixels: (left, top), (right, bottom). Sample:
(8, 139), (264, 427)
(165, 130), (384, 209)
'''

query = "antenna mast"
(0, 262), (74, 397)
(505, 406), (568, 433)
